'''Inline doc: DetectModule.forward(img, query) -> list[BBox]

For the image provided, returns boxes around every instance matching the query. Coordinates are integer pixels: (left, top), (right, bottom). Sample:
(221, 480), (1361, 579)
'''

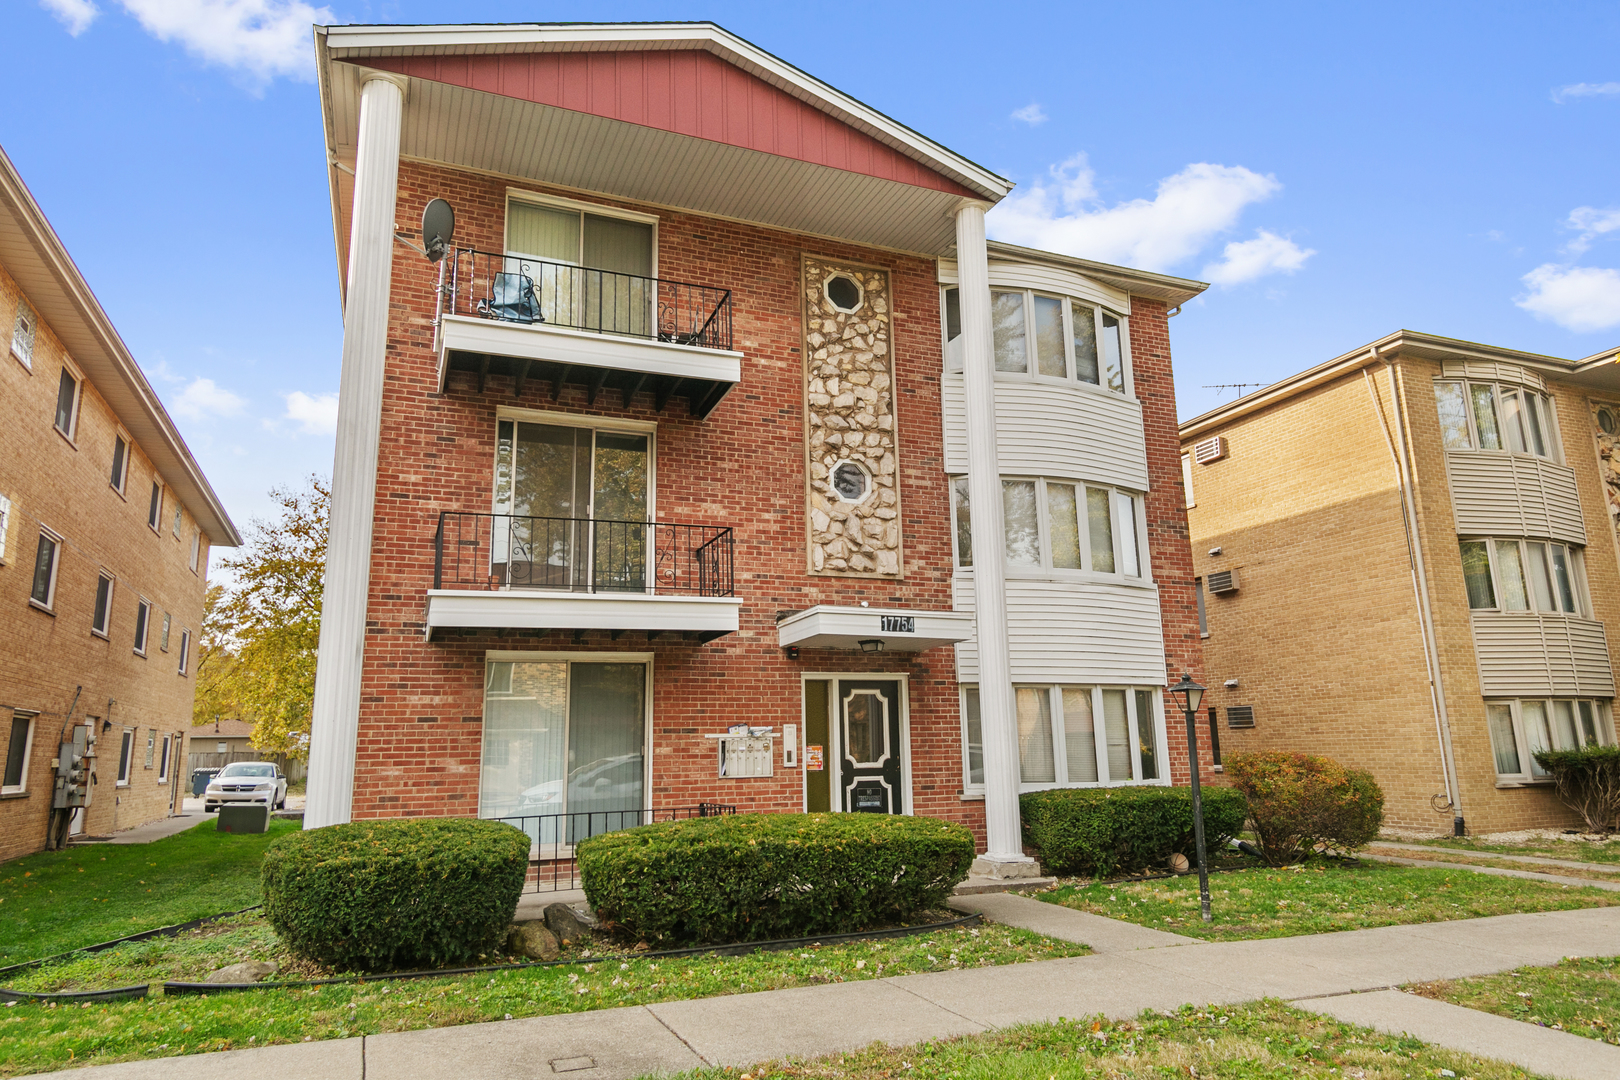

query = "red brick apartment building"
(304, 22), (1211, 873)
(0, 147), (240, 862)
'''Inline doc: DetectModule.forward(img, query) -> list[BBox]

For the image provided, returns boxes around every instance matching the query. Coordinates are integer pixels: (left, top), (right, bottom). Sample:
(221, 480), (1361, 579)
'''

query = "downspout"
(1365, 354), (1465, 833)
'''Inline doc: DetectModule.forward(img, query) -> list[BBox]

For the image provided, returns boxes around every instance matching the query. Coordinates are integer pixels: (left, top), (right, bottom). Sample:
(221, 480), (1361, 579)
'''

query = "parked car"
(203, 762), (287, 813)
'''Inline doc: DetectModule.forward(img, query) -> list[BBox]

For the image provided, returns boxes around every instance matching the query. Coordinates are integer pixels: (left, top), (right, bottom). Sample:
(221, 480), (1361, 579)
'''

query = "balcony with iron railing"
(423, 511), (741, 642)
(432, 249), (742, 418)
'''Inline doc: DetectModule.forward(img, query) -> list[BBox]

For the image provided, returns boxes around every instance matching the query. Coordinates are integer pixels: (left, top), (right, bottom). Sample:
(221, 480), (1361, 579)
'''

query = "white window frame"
(157, 734), (171, 783)
(53, 359), (82, 441)
(491, 407), (659, 522)
(29, 527), (63, 612)
(147, 482), (162, 533)
(1182, 452), (1195, 509)
(1434, 379), (1563, 463)
(1459, 536), (1591, 617)
(189, 532), (201, 573)
(160, 612), (171, 652)
(177, 629), (191, 675)
(91, 572), (114, 638)
(504, 189), (660, 274)
(110, 432), (130, 496)
(950, 473), (1150, 583)
(11, 299), (36, 370)
(116, 728), (134, 787)
(133, 597), (152, 657)
(959, 683), (1168, 795)
(3, 712), (36, 794)
(1487, 698), (1617, 784)
(0, 493), (11, 564)
(144, 729), (156, 770)
(172, 505), (182, 539)
(941, 286), (1132, 397)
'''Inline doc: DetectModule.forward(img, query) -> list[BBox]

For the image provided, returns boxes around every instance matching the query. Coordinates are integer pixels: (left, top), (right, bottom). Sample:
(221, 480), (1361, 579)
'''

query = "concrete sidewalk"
(37, 904), (1620, 1080)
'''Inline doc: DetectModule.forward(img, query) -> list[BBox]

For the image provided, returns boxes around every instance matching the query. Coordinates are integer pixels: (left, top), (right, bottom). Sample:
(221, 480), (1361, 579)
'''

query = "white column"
(955, 202), (1036, 874)
(305, 73), (406, 829)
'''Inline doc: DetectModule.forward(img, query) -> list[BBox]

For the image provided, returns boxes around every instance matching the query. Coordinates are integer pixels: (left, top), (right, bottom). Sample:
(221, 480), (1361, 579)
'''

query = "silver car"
(204, 761), (288, 813)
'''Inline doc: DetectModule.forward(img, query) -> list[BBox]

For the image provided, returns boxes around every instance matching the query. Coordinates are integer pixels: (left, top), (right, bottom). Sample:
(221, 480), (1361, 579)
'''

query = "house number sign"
(879, 615), (914, 634)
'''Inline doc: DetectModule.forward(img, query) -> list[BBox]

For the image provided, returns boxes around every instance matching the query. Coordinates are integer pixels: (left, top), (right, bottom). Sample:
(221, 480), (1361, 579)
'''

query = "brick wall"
(0, 263), (203, 862)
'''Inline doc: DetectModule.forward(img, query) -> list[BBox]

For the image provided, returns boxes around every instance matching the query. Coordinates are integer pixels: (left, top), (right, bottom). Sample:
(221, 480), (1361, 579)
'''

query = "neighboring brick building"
(0, 146), (240, 861)
(1183, 331), (1620, 834)
(304, 22), (1210, 868)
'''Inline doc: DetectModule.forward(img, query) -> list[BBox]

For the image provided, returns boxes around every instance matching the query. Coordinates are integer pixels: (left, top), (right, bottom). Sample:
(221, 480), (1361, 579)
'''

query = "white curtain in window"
(1102, 688), (1132, 781)
(1016, 686), (1055, 783)
(1062, 688), (1097, 783)
(1487, 704), (1520, 774)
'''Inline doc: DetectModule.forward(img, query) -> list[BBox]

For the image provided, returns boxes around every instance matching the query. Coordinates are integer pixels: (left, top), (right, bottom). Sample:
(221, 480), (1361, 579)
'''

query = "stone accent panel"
(801, 257), (903, 577)
(1588, 399), (1620, 550)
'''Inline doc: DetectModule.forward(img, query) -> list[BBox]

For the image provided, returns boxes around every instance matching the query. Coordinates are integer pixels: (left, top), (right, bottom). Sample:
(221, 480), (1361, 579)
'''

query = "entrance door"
(838, 679), (904, 814)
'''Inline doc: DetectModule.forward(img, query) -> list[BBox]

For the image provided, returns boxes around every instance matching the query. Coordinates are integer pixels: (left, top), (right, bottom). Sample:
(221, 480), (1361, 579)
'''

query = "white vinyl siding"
(1470, 612), (1616, 698)
(941, 377), (1149, 490)
(1486, 698), (1616, 783)
(953, 576), (1167, 686)
(1446, 453), (1585, 547)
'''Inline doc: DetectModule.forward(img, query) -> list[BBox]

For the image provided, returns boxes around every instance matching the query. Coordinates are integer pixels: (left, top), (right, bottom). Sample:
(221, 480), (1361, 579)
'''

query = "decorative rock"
(204, 960), (278, 984)
(543, 901), (597, 945)
(508, 921), (561, 960)
(810, 507), (830, 533)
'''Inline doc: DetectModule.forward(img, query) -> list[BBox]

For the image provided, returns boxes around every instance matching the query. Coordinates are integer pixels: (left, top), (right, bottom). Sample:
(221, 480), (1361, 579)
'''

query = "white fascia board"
(318, 23), (1011, 201)
(776, 605), (974, 652)
(425, 590), (742, 634)
(438, 315), (742, 384)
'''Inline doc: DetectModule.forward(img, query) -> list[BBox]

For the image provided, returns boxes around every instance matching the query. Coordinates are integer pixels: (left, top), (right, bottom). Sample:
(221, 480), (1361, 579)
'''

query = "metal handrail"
(444, 247), (733, 351)
(489, 803), (737, 892)
(433, 511), (735, 597)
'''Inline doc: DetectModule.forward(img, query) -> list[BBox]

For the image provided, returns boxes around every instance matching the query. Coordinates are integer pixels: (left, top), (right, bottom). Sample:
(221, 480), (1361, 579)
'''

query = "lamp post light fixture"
(1169, 671), (1212, 923)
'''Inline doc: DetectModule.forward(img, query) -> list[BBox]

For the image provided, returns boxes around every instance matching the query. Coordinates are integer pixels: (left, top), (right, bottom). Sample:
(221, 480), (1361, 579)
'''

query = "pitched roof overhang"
(1178, 329), (1613, 442)
(0, 146), (241, 547)
(984, 240), (1210, 308)
(315, 21), (1013, 299)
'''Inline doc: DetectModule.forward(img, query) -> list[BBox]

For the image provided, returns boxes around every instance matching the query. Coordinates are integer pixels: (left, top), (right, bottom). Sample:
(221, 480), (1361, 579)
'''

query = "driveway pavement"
(32, 898), (1620, 1080)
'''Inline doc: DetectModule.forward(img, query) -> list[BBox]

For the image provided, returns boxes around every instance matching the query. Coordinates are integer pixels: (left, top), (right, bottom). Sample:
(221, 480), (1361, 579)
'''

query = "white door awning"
(775, 605), (973, 652)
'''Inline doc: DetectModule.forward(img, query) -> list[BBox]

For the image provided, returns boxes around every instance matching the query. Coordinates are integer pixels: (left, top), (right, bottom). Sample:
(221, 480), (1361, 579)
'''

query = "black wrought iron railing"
(433, 511), (734, 596)
(489, 803), (736, 892)
(442, 247), (733, 351)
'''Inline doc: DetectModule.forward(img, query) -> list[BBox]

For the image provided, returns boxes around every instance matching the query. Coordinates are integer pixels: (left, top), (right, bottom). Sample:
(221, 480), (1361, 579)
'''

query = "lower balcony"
(425, 512), (740, 642)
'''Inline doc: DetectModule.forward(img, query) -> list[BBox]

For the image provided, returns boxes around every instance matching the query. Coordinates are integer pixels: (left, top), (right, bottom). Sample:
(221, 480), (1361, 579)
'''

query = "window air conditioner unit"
(1225, 705), (1255, 729)
(1207, 568), (1239, 594)
(1193, 436), (1226, 464)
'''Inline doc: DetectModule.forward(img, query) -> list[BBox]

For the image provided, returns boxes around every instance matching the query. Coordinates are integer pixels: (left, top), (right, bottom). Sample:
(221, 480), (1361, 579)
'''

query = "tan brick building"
(0, 146), (240, 861)
(1182, 331), (1620, 834)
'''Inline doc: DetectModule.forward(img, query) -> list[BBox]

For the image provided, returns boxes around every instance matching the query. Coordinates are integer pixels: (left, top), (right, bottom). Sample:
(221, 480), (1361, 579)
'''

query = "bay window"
(1488, 698), (1615, 782)
(962, 684), (1164, 791)
(1434, 379), (1560, 460)
(952, 474), (1146, 579)
(1459, 537), (1587, 616)
(942, 287), (1127, 393)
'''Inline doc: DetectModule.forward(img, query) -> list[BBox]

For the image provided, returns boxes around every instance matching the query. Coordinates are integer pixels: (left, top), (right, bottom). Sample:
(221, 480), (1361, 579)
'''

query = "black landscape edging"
(159, 912), (985, 997)
(0, 906), (264, 980)
(0, 984), (150, 1004)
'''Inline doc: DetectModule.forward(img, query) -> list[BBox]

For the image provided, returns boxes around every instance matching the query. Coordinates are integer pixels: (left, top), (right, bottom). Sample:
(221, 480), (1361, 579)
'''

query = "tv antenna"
(1203, 382), (1269, 398)
(422, 198), (455, 263)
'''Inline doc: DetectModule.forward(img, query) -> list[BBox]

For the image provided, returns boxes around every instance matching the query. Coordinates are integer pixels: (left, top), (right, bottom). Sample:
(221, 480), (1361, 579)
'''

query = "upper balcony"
(433, 248), (742, 418)
(424, 511), (740, 642)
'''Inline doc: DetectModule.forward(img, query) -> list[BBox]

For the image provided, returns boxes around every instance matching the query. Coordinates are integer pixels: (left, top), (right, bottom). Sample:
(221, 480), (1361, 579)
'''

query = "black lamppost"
(1169, 672), (1211, 923)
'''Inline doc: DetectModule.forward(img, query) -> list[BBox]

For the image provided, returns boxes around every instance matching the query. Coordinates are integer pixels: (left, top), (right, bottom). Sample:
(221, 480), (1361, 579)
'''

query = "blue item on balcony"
(482, 272), (541, 324)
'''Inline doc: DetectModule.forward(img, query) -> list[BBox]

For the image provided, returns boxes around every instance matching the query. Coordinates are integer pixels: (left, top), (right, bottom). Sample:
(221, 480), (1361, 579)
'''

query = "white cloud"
(1201, 229), (1315, 286)
(283, 390), (339, 435)
(41, 0), (99, 35)
(1553, 81), (1620, 103)
(172, 377), (246, 420)
(988, 154), (1286, 272)
(1517, 264), (1620, 332)
(1010, 102), (1048, 126)
(1565, 206), (1620, 255)
(114, 0), (332, 83)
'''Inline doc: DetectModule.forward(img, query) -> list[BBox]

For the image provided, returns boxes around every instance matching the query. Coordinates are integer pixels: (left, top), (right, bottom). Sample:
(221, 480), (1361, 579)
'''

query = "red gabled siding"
(356, 51), (977, 199)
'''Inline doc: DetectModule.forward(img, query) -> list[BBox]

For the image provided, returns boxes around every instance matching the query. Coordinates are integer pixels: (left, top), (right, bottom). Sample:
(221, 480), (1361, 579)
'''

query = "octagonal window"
(831, 461), (870, 503)
(825, 274), (862, 313)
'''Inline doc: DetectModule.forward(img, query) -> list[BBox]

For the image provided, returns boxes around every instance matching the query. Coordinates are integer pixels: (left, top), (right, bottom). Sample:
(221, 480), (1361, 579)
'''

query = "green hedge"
(262, 817), (530, 972)
(578, 813), (975, 945)
(1225, 751), (1385, 865)
(1019, 786), (1249, 879)
(1534, 745), (1620, 833)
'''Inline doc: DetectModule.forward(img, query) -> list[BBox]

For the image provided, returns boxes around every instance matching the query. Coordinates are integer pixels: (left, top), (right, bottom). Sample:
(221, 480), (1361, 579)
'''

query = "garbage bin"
(191, 768), (219, 798)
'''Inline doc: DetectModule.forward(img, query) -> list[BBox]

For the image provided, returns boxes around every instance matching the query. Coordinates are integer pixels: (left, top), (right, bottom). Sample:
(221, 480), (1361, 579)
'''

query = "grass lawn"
(1402, 835), (1620, 865)
(0, 923), (1081, 1077)
(0, 819), (301, 967)
(639, 999), (1540, 1080)
(1039, 860), (1620, 941)
(1411, 955), (1620, 1046)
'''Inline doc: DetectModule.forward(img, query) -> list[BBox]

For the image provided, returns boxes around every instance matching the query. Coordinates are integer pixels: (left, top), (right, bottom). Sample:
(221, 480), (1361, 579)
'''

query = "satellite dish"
(421, 198), (455, 263)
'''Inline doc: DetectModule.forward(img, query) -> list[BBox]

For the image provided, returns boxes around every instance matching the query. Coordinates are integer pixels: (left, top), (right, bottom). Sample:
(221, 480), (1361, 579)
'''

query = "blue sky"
(4, 0), (1619, 537)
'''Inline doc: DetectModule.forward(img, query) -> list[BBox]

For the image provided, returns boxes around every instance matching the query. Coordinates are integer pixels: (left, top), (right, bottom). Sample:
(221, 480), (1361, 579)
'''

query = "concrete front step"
(953, 874), (1057, 895)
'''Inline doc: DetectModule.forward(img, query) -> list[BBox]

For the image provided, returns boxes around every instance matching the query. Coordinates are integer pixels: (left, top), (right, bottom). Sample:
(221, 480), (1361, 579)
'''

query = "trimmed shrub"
(1019, 786), (1249, 878)
(262, 817), (530, 972)
(1534, 745), (1620, 833)
(1225, 751), (1385, 865)
(577, 812), (975, 944)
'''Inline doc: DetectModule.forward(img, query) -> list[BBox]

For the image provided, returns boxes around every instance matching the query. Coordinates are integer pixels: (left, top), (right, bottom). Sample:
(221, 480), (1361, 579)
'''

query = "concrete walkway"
(75, 813), (209, 846)
(36, 903), (1620, 1080)
(1362, 851), (1620, 892)
(1370, 840), (1620, 875)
